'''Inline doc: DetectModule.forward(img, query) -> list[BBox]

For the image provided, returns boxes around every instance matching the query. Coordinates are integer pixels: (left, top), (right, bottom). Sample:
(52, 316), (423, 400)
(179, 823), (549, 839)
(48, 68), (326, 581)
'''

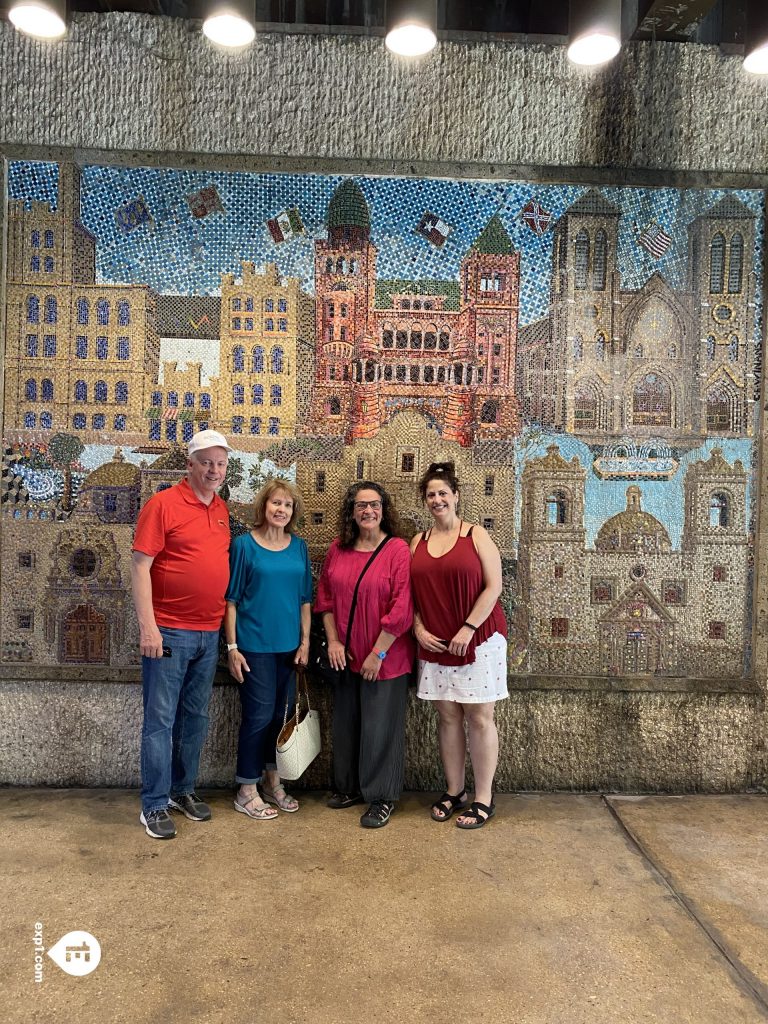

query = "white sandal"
(234, 792), (278, 820)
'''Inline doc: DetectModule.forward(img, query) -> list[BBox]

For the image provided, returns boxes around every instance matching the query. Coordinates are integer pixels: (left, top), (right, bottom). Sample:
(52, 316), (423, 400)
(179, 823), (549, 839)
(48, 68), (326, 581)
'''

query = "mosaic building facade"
(0, 160), (763, 685)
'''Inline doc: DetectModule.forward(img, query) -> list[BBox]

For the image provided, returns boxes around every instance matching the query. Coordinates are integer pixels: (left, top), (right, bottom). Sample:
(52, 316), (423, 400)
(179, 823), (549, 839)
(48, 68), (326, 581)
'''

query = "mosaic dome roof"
(327, 180), (370, 230)
(595, 486), (671, 553)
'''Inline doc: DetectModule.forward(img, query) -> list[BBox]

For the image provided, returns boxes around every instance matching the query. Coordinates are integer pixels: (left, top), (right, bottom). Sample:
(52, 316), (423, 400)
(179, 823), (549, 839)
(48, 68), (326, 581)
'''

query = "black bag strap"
(345, 535), (392, 655)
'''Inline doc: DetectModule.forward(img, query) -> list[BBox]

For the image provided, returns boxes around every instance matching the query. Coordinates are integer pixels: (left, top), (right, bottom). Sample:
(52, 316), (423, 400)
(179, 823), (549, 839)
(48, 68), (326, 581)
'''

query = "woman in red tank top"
(410, 461), (508, 829)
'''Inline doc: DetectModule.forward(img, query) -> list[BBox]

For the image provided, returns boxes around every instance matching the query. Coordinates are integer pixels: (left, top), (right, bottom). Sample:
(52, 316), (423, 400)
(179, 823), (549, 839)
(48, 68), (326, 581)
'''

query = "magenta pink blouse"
(315, 537), (415, 680)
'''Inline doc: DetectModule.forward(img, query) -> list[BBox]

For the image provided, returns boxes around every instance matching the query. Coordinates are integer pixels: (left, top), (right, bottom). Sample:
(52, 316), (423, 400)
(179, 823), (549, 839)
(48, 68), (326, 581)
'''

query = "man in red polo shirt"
(131, 429), (232, 839)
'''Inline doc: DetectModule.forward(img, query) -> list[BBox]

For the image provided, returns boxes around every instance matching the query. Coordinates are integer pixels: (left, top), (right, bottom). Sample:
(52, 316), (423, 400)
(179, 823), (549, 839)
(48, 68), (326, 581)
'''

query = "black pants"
(331, 671), (409, 802)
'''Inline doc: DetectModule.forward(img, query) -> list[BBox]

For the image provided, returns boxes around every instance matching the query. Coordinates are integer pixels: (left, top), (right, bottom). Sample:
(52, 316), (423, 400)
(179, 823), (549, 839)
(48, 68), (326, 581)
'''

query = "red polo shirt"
(133, 478), (230, 630)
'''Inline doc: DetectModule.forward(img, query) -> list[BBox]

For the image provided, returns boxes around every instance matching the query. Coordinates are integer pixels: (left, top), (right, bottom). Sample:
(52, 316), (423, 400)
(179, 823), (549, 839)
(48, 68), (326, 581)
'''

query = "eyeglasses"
(354, 500), (382, 511)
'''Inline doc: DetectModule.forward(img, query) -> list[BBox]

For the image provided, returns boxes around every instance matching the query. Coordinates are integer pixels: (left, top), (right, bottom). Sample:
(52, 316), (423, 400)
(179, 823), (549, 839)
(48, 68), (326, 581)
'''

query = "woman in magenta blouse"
(315, 481), (414, 829)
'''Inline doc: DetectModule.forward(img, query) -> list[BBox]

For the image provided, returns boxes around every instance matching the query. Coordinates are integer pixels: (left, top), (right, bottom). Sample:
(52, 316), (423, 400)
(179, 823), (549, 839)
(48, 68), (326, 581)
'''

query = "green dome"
(472, 214), (513, 255)
(328, 180), (370, 230)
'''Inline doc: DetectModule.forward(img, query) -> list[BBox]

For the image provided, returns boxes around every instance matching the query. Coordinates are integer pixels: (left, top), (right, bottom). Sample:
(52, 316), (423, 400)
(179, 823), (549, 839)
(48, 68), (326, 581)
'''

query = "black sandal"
(455, 800), (496, 829)
(430, 789), (469, 822)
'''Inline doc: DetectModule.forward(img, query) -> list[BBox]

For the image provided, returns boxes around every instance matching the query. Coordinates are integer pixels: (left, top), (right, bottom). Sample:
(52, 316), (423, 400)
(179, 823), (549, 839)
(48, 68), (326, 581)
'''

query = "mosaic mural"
(1, 161), (764, 681)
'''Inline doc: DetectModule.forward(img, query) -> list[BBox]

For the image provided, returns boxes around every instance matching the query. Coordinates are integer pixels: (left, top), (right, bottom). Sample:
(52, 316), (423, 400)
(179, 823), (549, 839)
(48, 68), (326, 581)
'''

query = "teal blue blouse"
(225, 532), (312, 653)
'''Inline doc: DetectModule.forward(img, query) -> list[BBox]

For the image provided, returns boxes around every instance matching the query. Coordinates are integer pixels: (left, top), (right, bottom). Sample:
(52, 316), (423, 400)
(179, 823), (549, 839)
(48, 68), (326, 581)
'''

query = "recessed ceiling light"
(385, 0), (437, 57)
(9, 0), (67, 40)
(202, 3), (256, 49)
(567, 0), (622, 67)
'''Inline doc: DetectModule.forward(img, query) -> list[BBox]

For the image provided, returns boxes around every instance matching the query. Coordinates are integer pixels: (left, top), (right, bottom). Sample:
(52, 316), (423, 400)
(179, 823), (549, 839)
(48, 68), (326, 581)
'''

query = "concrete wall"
(1, 14), (767, 791)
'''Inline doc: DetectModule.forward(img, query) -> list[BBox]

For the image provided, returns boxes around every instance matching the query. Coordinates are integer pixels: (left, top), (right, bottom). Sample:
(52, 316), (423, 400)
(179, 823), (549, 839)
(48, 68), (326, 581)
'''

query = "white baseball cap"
(187, 429), (233, 455)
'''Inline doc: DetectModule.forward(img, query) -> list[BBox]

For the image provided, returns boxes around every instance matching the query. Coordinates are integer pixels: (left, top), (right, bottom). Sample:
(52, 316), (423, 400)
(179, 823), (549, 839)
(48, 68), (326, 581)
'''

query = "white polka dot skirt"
(417, 632), (508, 704)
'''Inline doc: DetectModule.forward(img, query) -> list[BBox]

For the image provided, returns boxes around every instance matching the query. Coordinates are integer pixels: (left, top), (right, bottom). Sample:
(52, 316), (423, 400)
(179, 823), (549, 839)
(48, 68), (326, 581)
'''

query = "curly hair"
(252, 477), (304, 534)
(418, 460), (460, 500)
(337, 481), (402, 549)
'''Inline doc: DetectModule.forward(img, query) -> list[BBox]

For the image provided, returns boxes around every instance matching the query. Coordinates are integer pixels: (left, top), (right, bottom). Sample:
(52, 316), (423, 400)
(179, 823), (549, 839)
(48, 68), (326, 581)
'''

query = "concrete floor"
(4, 790), (768, 1024)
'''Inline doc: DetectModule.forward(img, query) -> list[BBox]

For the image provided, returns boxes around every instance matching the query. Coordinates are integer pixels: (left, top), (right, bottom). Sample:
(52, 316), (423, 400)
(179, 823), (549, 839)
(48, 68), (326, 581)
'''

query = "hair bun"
(427, 460), (455, 475)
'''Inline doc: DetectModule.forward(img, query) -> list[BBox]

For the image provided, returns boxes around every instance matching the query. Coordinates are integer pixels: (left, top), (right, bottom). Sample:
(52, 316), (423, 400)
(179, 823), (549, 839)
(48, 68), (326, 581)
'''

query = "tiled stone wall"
(1, 15), (767, 790)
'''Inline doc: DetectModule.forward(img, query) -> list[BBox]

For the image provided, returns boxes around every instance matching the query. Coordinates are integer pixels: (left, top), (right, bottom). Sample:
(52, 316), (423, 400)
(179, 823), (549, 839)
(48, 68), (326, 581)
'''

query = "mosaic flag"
(521, 199), (552, 235)
(187, 186), (225, 219)
(266, 207), (305, 243)
(114, 196), (154, 234)
(415, 211), (453, 248)
(637, 221), (673, 259)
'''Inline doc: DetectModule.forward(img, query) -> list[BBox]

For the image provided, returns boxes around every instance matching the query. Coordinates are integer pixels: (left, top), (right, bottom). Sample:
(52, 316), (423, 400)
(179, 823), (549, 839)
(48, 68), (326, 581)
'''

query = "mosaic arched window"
(709, 492), (730, 528)
(271, 347), (284, 373)
(74, 413), (86, 430)
(114, 415), (126, 431)
(75, 336), (87, 358)
(233, 384), (244, 405)
(27, 296), (39, 323)
(26, 334), (38, 357)
(328, 397), (341, 415)
(252, 384), (263, 405)
(264, 298), (274, 313)
(251, 346), (264, 372)
(574, 383), (598, 429)
(77, 298), (89, 325)
(573, 334), (583, 361)
(167, 391), (178, 407)
(96, 299), (110, 325)
(25, 379), (37, 401)
(200, 393), (211, 410)
(94, 380), (108, 403)
(41, 379), (53, 401)
(250, 417), (261, 435)
(183, 392), (194, 407)
(96, 336), (108, 359)
(231, 416), (243, 434)
(728, 233), (743, 294)
(117, 337), (130, 360)
(232, 346), (244, 372)
(268, 417), (279, 435)
(44, 230), (54, 248)
(75, 381), (87, 402)
(596, 334), (606, 360)
(31, 230), (40, 247)
(24, 412), (36, 428)
(632, 373), (671, 427)
(480, 399), (499, 424)
(382, 327), (394, 348)
(546, 491), (569, 526)
(706, 387), (732, 432)
(151, 391), (162, 406)
(728, 335), (739, 362)
(574, 231), (589, 290)
(592, 230), (607, 291)
(115, 382), (128, 404)
(44, 335), (57, 357)
(709, 233), (725, 293)
(271, 385), (282, 406)
(93, 413), (105, 430)
(149, 420), (161, 440)
(707, 335), (716, 361)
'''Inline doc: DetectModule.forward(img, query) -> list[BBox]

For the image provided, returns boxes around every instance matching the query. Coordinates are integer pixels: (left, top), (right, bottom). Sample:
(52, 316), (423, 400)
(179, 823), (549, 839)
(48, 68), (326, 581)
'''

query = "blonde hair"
(252, 478), (303, 533)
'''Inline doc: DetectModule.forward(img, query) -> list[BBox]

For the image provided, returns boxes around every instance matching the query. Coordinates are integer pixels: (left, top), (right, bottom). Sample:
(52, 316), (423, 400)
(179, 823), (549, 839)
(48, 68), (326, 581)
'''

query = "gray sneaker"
(169, 793), (212, 821)
(140, 808), (177, 839)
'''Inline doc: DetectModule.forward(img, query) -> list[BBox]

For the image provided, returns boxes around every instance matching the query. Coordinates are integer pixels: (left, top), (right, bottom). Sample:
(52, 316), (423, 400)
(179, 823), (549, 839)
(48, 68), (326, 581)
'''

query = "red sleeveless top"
(411, 526), (507, 666)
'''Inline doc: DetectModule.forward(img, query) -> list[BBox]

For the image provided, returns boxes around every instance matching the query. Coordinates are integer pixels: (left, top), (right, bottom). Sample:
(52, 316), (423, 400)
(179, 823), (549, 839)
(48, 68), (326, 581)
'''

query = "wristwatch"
(372, 647), (387, 660)
(226, 642), (238, 652)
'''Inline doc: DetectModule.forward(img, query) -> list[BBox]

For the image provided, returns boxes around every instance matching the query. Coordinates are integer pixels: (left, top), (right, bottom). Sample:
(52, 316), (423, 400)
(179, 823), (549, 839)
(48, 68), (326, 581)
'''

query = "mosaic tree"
(48, 433), (84, 513)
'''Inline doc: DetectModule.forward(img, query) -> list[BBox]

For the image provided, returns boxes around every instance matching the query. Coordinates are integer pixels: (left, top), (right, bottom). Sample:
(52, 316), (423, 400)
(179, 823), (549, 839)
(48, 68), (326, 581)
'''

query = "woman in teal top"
(225, 479), (312, 820)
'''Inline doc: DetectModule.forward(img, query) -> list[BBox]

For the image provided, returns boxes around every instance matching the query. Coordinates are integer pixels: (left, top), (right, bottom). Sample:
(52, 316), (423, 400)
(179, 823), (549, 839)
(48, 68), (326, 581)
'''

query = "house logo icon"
(46, 931), (101, 977)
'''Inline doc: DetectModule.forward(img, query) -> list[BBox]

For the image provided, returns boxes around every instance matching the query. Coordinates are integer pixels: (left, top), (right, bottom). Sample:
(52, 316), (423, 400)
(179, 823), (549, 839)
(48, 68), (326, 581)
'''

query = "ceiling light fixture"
(385, 0), (437, 57)
(567, 0), (622, 66)
(202, 0), (256, 49)
(744, 0), (768, 74)
(8, 0), (67, 40)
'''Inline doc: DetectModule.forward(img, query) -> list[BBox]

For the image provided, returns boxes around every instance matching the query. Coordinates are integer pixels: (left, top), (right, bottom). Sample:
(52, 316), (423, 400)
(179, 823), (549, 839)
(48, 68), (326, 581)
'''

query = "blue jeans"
(140, 627), (220, 815)
(236, 652), (296, 784)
